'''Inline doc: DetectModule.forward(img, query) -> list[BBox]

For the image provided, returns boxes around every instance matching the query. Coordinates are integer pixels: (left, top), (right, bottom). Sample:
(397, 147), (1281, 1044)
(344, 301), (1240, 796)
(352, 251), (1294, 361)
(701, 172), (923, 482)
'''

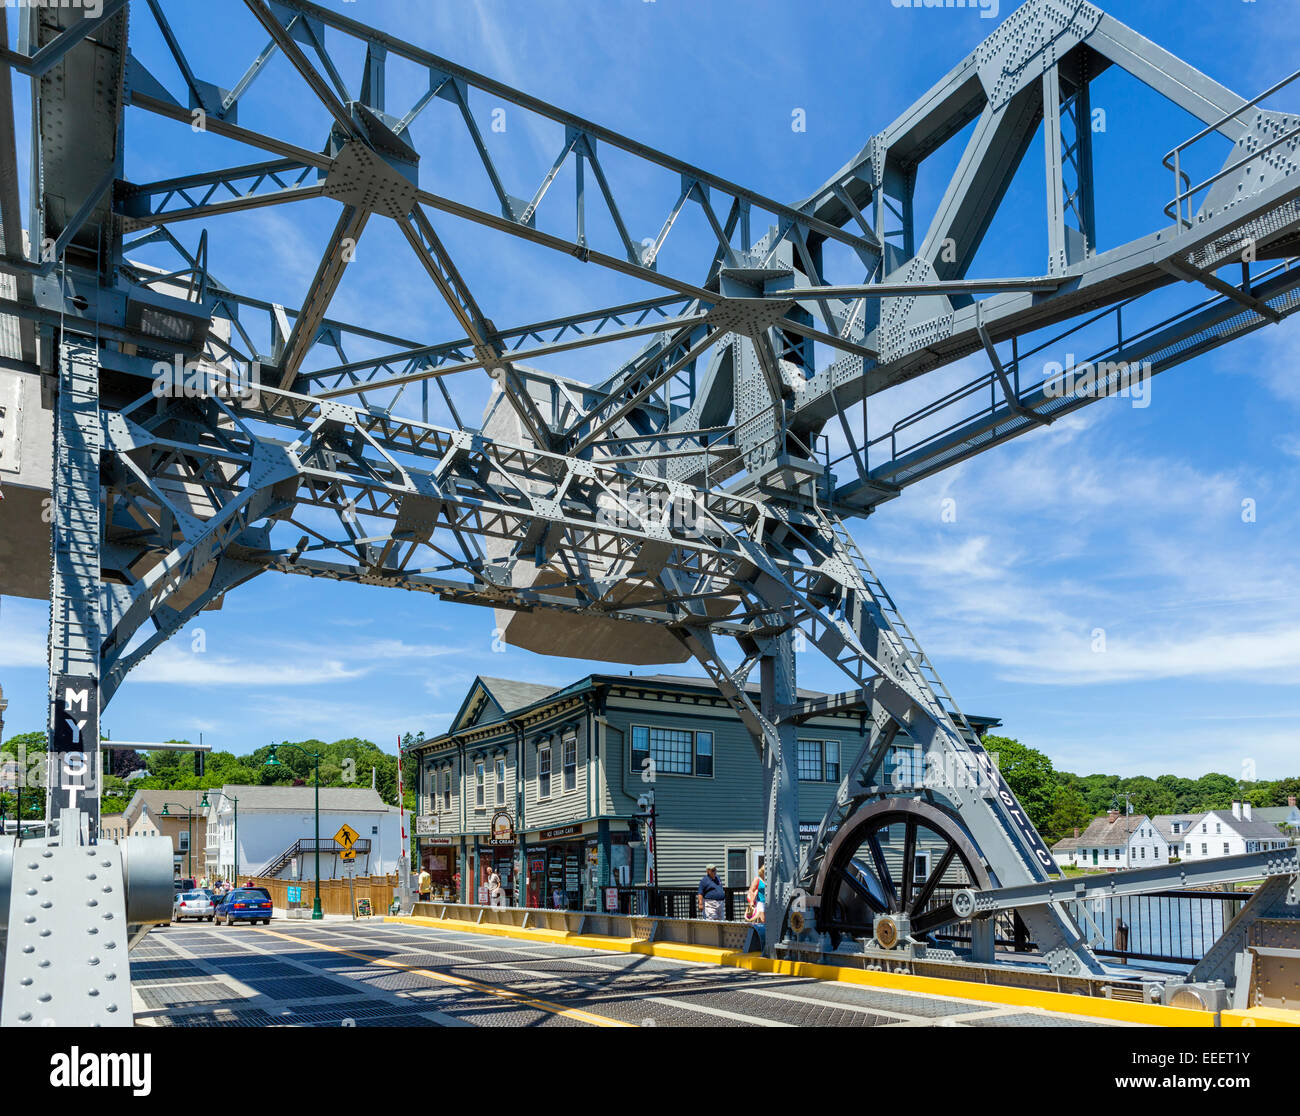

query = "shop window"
(824, 740), (840, 782)
(475, 761), (485, 808)
(797, 739), (825, 782)
(563, 737), (577, 792)
(695, 731), (713, 777)
(539, 745), (552, 799)
(495, 757), (506, 805)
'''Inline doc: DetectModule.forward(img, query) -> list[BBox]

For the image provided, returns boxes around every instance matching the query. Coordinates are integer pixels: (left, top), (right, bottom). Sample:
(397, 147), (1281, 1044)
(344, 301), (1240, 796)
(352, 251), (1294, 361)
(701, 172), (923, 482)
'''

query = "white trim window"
(475, 760), (485, 808)
(495, 757), (506, 805)
(538, 743), (552, 799)
(563, 737), (577, 793)
(442, 769), (452, 811)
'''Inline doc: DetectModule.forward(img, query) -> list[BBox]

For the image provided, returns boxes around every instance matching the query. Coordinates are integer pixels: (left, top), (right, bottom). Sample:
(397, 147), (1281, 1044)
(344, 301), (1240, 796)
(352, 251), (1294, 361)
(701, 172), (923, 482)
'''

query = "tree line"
(984, 735), (1300, 842)
(3, 728), (1293, 843)
(0, 730), (421, 818)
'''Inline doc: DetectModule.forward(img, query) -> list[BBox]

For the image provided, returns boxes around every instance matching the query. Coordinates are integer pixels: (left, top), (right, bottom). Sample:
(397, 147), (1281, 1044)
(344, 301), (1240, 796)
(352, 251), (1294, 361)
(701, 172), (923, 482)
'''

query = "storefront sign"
(489, 810), (516, 846)
(415, 814), (438, 836)
(425, 836), (454, 846)
(537, 824), (582, 842)
(605, 887), (619, 912)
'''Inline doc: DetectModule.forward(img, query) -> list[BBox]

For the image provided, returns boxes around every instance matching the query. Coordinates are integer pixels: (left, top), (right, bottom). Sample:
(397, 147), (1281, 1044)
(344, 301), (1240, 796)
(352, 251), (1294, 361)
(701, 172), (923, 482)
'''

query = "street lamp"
(200, 789), (240, 883)
(264, 742), (323, 919)
(160, 801), (196, 881)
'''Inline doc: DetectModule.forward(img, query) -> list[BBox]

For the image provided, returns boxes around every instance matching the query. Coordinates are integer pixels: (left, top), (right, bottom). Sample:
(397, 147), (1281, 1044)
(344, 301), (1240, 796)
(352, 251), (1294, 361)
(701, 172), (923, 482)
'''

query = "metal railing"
(409, 899), (762, 953)
(1164, 67), (1300, 229)
(935, 887), (1249, 967)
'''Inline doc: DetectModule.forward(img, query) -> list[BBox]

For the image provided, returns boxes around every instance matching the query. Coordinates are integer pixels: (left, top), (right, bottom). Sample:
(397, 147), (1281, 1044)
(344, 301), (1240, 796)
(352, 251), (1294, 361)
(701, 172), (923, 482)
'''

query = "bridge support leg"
(759, 630), (799, 958)
(46, 337), (103, 832)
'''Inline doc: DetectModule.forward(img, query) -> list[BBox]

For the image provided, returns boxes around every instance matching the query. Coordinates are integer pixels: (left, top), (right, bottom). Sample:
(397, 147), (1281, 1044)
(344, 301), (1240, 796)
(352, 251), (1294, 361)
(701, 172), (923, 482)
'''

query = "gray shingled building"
(410, 672), (999, 910)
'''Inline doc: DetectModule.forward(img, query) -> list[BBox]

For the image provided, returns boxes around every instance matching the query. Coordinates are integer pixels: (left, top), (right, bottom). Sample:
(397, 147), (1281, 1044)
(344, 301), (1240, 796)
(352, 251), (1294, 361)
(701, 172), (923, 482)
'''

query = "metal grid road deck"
(131, 921), (1138, 1028)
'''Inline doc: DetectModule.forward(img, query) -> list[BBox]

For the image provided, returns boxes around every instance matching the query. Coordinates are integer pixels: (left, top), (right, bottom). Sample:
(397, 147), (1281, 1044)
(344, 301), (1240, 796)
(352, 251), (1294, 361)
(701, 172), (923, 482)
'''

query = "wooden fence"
(248, 873), (399, 917)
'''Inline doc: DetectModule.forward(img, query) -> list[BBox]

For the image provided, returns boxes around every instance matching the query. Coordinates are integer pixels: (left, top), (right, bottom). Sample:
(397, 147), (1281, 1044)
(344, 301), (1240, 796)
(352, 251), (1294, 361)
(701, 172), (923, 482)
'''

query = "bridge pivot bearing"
(874, 913), (910, 950)
(951, 889), (977, 920)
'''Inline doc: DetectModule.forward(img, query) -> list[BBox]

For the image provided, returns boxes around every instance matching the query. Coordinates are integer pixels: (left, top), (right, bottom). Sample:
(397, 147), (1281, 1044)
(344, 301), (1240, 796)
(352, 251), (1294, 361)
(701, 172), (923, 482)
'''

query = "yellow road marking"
(254, 927), (633, 1027)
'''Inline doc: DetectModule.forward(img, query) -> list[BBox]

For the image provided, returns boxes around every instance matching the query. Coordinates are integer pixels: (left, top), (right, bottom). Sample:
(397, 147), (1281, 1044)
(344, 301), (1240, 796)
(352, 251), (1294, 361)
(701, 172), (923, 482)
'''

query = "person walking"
(488, 867), (504, 908)
(746, 865), (766, 924)
(417, 866), (432, 902)
(697, 863), (725, 920)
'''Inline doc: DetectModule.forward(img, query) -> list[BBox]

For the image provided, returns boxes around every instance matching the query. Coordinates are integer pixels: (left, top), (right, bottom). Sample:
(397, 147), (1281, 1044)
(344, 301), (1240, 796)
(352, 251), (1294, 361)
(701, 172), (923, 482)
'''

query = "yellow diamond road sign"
(333, 823), (359, 850)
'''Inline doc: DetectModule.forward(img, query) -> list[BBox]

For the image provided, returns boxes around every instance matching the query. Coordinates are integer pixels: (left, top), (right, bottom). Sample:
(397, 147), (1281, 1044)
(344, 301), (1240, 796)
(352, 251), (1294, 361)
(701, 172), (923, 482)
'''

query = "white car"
(172, 889), (215, 922)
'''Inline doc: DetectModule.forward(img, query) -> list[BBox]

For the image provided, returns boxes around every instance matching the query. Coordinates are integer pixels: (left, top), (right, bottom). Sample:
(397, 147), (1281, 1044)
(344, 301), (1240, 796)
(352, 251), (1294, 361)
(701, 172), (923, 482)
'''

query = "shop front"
(527, 824), (588, 910)
(418, 836), (460, 901)
(476, 810), (517, 904)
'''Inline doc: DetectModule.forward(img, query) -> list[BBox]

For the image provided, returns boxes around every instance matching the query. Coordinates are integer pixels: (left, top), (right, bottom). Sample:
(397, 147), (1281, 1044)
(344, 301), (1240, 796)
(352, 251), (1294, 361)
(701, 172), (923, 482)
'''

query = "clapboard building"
(410, 673), (999, 910)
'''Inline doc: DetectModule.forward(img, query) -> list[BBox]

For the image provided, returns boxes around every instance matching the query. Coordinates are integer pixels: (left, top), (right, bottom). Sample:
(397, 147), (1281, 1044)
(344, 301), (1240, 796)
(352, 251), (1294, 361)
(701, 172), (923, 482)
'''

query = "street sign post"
(335, 823), (359, 867)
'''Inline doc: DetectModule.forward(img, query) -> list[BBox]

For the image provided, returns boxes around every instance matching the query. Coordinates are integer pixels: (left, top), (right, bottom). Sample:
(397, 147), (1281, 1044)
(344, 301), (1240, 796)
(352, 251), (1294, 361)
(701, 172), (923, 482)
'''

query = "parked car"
(214, 888), (274, 925)
(172, 889), (215, 922)
(173, 877), (196, 892)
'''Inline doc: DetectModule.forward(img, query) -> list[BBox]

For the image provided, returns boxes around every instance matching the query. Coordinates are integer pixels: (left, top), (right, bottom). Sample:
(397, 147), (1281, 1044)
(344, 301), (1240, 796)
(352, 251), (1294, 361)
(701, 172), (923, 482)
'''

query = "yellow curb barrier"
(385, 914), (1214, 1027)
(1221, 1006), (1300, 1027)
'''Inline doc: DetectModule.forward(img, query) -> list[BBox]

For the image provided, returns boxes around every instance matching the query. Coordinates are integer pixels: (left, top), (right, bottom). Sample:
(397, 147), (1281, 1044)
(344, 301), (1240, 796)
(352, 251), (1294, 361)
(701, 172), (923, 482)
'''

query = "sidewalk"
(273, 908), (386, 923)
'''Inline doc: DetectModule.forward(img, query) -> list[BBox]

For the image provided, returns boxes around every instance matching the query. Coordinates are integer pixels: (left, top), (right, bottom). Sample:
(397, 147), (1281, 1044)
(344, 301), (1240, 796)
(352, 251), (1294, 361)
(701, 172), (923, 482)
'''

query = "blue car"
(214, 888), (274, 926)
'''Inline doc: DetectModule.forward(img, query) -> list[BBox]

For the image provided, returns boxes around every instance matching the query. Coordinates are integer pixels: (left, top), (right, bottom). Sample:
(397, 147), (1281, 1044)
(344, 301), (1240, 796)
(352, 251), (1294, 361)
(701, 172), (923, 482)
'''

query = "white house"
(1152, 814), (1201, 858)
(203, 784), (404, 882)
(1067, 811), (1170, 870)
(1051, 833), (1080, 869)
(1178, 801), (1291, 862)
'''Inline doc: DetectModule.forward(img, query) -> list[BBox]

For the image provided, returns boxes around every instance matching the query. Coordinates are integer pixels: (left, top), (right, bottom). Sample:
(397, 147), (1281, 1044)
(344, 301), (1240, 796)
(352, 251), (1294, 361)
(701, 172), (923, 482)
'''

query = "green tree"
(984, 735), (1057, 832)
(1194, 773), (1239, 811)
(1045, 783), (1091, 841)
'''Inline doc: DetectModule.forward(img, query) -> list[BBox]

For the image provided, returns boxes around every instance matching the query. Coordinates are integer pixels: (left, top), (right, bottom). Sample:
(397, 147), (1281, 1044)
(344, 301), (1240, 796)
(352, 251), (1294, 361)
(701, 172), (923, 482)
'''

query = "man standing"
(417, 865), (432, 902)
(488, 867), (504, 908)
(697, 863), (725, 920)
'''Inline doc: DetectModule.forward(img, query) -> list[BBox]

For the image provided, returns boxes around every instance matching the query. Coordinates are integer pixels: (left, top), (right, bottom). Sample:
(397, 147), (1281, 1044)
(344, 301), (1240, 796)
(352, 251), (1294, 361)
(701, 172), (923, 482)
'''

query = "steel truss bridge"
(1, 0), (1299, 1024)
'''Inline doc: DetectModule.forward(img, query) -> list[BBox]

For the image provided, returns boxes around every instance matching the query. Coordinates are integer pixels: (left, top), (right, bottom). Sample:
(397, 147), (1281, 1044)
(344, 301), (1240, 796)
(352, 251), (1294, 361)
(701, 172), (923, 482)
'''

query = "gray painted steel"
(0, 0), (1298, 1007)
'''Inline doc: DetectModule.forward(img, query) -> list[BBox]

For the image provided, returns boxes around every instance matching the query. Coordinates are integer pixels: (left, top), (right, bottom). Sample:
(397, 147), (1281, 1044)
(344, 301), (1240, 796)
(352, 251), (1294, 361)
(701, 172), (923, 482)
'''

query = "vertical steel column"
(46, 338), (102, 835)
(759, 630), (800, 957)
(1043, 66), (1069, 276)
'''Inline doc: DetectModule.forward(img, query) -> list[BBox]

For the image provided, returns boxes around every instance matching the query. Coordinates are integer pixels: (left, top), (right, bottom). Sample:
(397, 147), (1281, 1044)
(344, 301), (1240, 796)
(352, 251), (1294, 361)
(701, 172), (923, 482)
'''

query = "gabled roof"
(1192, 810), (1290, 842)
(1076, 813), (1151, 846)
(449, 676), (558, 732)
(1253, 805), (1300, 828)
(1151, 814), (1200, 842)
(1051, 836), (1080, 852)
(428, 671), (1001, 755)
(123, 788), (205, 825)
(208, 785), (391, 813)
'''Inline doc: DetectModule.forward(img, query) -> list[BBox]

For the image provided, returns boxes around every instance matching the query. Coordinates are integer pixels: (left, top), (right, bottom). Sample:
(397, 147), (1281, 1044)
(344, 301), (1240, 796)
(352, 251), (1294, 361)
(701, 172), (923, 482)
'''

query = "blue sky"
(2, 0), (1299, 782)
